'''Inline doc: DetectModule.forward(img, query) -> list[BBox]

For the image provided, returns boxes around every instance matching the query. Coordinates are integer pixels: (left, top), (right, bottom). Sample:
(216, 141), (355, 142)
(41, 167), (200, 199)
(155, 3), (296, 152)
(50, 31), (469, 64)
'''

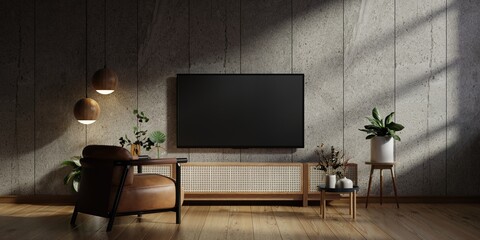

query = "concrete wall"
(1, 0), (479, 196)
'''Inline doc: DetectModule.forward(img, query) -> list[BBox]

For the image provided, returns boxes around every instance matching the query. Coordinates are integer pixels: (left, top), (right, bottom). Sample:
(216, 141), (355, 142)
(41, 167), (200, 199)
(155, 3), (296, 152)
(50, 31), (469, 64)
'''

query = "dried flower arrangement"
(314, 144), (350, 177)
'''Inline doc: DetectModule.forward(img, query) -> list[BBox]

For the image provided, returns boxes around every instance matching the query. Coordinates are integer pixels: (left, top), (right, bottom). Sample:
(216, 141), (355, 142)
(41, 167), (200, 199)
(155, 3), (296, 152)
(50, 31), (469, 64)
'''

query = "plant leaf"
(366, 134), (375, 139)
(392, 134), (401, 141)
(372, 107), (381, 121)
(73, 180), (79, 192)
(150, 131), (166, 144)
(364, 125), (382, 130)
(385, 112), (394, 126)
(386, 122), (404, 131)
(61, 160), (78, 168)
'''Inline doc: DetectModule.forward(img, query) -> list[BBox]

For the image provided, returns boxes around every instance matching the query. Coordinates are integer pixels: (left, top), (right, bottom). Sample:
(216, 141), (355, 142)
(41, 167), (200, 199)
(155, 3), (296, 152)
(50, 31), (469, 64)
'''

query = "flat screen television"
(176, 74), (304, 148)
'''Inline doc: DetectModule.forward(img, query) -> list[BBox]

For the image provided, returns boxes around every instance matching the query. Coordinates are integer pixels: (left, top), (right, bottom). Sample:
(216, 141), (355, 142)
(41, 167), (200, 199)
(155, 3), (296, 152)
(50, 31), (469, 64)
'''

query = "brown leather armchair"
(70, 145), (187, 231)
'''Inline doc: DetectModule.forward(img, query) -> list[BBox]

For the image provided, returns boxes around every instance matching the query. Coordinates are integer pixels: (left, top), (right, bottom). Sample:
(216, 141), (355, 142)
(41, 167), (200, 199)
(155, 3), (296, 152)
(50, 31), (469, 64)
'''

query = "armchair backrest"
(76, 145), (134, 217)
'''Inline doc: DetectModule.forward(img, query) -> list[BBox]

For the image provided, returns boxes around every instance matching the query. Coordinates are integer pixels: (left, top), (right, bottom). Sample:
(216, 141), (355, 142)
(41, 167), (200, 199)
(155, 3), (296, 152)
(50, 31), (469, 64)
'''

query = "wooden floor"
(0, 202), (479, 240)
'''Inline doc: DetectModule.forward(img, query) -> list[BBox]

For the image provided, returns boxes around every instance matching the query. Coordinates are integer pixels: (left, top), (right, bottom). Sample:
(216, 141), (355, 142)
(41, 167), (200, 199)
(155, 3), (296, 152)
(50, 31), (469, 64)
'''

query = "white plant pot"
(370, 136), (394, 163)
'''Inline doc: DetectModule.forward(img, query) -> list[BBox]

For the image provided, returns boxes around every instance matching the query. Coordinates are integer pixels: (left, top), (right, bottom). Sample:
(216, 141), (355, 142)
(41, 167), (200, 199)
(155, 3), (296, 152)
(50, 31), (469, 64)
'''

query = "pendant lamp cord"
(85, 0), (88, 97)
(104, 0), (107, 68)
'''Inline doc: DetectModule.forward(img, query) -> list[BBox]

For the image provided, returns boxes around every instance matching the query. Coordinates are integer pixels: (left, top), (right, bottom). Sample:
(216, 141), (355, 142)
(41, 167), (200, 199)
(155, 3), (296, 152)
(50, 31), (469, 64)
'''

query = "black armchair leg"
(107, 216), (116, 232)
(176, 205), (181, 224)
(107, 165), (130, 232)
(70, 207), (78, 225)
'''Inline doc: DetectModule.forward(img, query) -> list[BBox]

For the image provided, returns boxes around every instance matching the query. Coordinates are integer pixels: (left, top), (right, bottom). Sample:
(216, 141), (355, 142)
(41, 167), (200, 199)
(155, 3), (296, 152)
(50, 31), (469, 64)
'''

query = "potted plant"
(359, 107), (404, 163)
(119, 109), (154, 156)
(61, 156), (82, 192)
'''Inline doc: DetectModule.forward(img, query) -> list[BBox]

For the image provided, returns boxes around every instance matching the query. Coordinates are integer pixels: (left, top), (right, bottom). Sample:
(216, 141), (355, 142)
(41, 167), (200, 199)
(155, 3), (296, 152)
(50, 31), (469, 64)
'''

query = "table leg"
(353, 190), (357, 219)
(380, 169), (383, 205)
(391, 167), (400, 208)
(349, 192), (353, 216)
(322, 190), (326, 219)
(366, 166), (374, 208)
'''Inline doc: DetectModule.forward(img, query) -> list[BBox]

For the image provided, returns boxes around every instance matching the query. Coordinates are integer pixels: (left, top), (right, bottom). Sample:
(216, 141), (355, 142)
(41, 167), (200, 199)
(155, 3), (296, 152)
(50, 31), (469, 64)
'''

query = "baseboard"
(2, 195), (479, 205)
(0, 195), (77, 204)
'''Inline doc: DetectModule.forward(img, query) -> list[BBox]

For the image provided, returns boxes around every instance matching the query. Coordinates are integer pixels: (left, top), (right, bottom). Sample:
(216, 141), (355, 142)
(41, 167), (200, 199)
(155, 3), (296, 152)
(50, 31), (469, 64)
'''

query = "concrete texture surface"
(0, 0), (478, 196)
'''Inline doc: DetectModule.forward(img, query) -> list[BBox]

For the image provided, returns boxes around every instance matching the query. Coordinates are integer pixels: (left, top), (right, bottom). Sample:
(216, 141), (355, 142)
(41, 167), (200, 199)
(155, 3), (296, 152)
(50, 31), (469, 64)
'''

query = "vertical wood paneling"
(240, 0), (292, 162)
(292, 0), (344, 163)
(446, 0), (480, 196)
(137, 0), (189, 159)
(395, 0), (447, 196)
(35, 0), (86, 194)
(344, 0), (395, 195)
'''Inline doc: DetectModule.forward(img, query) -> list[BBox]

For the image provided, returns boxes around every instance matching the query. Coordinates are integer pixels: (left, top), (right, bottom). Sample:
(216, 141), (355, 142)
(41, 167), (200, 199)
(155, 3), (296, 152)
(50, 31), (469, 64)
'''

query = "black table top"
(318, 185), (359, 192)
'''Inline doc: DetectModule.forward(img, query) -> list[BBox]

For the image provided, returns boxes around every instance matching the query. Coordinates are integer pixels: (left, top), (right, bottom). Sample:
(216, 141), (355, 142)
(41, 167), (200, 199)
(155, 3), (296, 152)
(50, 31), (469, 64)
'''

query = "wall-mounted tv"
(176, 74), (304, 148)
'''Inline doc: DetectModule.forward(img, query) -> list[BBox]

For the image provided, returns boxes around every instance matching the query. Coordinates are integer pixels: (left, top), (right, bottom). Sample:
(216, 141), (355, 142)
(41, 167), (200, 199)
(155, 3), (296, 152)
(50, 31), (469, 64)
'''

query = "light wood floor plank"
(363, 206), (422, 240)
(312, 202), (366, 239)
(403, 204), (479, 240)
(198, 205), (231, 240)
(443, 204), (480, 231)
(170, 205), (210, 240)
(332, 202), (394, 240)
(119, 206), (189, 240)
(251, 206), (282, 240)
(375, 204), (450, 240)
(293, 206), (338, 240)
(227, 205), (254, 240)
(0, 203), (479, 239)
(272, 206), (310, 240)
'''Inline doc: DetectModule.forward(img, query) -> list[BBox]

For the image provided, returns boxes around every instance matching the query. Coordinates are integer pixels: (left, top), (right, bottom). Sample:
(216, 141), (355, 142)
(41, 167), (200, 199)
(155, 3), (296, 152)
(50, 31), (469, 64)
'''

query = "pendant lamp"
(74, 0), (101, 124)
(92, 67), (118, 94)
(74, 98), (101, 124)
(92, 0), (118, 95)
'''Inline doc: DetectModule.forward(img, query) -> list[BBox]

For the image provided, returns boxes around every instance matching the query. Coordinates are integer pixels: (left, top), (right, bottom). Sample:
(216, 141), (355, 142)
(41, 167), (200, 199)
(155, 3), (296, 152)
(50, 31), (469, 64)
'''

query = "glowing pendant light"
(92, 67), (118, 94)
(74, 98), (101, 124)
(92, 0), (118, 95)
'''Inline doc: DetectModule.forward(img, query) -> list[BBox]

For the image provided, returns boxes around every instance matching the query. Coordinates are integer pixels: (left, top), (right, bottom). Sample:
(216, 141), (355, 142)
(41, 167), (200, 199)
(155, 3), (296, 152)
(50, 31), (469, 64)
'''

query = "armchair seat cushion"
(115, 174), (181, 213)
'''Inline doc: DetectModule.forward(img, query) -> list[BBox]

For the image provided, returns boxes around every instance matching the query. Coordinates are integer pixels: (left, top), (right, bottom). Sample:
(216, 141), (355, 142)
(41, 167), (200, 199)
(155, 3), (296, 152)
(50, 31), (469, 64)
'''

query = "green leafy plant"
(150, 131), (166, 158)
(119, 109), (155, 152)
(314, 144), (350, 177)
(358, 107), (405, 141)
(62, 156), (82, 192)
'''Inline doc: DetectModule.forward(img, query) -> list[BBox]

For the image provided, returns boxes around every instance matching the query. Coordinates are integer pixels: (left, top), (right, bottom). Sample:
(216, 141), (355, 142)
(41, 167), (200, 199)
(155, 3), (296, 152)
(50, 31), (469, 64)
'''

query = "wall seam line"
(33, 0), (36, 195)
(444, 0), (448, 196)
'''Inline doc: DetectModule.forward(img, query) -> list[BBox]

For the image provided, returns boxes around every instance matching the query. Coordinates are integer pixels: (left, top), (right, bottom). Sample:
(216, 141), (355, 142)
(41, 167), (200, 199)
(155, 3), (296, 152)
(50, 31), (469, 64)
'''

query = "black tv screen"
(176, 74), (304, 148)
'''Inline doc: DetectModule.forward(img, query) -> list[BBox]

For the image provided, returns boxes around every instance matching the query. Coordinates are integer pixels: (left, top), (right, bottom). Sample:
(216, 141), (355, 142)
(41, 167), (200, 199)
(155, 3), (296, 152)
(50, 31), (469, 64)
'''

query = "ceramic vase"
(130, 144), (141, 156)
(326, 174), (336, 188)
(336, 177), (353, 189)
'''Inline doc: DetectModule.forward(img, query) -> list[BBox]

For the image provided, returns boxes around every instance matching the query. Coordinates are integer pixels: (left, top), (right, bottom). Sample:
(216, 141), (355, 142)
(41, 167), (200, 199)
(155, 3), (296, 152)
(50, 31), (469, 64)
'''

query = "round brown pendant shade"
(92, 67), (118, 95)
(74, 98), (101, 124)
